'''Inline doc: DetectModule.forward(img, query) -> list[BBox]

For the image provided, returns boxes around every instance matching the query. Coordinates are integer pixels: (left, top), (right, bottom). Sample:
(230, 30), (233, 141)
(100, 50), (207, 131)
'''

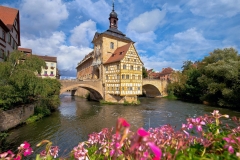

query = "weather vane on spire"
(112, 0), (115, 11)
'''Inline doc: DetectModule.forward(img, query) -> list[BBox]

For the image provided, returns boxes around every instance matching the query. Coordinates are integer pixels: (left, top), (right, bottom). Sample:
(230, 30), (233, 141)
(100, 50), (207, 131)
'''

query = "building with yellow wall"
(76, 3), (143, 103)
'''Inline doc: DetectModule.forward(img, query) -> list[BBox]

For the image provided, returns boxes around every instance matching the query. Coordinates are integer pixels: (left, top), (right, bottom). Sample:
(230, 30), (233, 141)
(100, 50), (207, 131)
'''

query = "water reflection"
(6, 93), (240, 158)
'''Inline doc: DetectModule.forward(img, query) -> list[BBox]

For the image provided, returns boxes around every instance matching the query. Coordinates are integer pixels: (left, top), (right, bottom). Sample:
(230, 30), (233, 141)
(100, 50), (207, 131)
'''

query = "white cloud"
(20, 0), (68, 35)
(73, 0), (110, 24)
(162, 3), (182, 13)
(158, 28), (219, 62)
(127, 9), (166, 33)
(70, 20), (97, 47)
(174, 28), (205, 43)
(127, 30), (157, 44)
(140, 55), (181, 71)
(21, 31), (92, 77)
(188, 0), (240, 18)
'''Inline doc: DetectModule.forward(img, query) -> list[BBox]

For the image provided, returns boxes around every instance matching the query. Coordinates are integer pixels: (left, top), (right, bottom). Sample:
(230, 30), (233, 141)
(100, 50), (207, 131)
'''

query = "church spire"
(109, 0), (118, 29)
(112, 1), (114, 11)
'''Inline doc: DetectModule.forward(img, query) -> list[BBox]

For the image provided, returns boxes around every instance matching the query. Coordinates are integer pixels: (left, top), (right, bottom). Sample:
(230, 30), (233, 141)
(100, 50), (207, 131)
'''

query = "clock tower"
(109, 3), (118, 29)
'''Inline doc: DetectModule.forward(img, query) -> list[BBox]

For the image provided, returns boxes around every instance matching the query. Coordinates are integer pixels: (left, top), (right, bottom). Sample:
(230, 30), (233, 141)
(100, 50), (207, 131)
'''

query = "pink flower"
(137, 128), (149, 137)
(118, 118), (130, 127)
(14, 155), (21, 160)
(50, 146), (59, 158)
(228, 145), (234, 154)
(0, 152), (8, 158)
(23, 141), (30, 149)
(23, 147), (32, 156)
(197, 125), (202, 132)
(148, 143), (162, 160)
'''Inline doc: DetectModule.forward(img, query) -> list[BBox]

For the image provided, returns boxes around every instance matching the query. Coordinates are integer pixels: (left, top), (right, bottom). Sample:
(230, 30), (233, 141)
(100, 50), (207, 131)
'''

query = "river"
(6, 93), (240, 158)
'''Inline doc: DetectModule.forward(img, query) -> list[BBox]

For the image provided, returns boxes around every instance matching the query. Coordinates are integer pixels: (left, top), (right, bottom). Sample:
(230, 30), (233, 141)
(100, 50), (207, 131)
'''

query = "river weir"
(6, 93), (240, 158)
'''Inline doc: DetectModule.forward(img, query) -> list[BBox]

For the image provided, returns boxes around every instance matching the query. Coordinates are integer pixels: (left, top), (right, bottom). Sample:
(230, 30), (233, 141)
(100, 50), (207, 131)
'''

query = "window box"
(50, 74), (54, 76)
(43, 74), (48, 76)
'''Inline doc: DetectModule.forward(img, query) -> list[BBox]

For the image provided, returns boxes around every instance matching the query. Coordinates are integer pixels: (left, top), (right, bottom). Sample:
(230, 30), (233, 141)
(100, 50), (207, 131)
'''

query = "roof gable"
(123, 44), (143, 65)
(104, 43), (132, 64)
(0, 6), (19, 30)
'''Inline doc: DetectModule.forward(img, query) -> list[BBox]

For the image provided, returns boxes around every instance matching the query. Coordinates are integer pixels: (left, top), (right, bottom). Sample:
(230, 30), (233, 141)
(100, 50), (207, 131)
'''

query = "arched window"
(126, 75), (129, 79)
(123, 65), (126, 69)
(117, 74), (120, 79)
(117, 64), (120, 70)
(130, 65), (133, 70)
(106, 75), (109, 80)
(138, 75), (141, 80)
(110, 42), (114, 49)
(132, 75), (135, 79)
(137, 66), (140, 71)
(106, 66), (108, 71)
(122, 74), (125, 79)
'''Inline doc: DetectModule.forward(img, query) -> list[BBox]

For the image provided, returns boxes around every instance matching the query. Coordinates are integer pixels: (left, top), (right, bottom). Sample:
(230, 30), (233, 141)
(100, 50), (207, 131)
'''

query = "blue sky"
(1, 0), (240, 77)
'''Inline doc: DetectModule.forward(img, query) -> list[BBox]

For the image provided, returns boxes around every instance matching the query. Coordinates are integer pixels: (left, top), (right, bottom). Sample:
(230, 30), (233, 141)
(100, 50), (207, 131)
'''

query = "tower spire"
(109, 0), (118, 29)
(112, 0), (114, 11)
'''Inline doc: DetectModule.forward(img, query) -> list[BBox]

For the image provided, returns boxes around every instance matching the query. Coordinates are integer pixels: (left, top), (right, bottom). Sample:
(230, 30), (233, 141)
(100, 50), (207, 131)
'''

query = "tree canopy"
(168, 48), (240, 108)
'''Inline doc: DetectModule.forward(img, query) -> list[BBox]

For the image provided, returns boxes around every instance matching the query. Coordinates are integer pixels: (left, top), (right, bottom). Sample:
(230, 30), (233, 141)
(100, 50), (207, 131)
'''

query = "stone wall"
(0, 104), (35, 131)
(105, 94), (138, 103)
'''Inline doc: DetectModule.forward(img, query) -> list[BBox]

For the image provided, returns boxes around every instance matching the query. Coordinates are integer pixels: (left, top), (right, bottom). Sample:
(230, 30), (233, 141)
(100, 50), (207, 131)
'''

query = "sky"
(1, 0), (240, 78)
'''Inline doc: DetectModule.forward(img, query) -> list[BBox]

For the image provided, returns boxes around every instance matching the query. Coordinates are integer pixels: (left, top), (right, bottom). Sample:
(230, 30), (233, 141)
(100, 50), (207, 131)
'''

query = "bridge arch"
(60, 84), (103, 100)
(142, 84), (161, 97)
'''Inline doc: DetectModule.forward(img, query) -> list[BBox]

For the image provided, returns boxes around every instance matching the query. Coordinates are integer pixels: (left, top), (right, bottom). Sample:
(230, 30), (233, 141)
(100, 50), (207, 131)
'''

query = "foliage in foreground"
(1, 110), (240, 160)
(168, 48), (240, 108)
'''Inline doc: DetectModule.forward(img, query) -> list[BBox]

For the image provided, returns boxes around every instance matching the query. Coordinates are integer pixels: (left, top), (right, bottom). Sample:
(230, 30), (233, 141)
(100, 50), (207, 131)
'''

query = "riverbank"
(0, 104), (35, 132)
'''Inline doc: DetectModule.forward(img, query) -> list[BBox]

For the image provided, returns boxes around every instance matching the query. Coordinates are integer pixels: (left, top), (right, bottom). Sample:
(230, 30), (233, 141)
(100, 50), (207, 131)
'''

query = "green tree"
(182, 60), (193, 73)
(142, 67), (148, 78)
(198, 48), (240, 107)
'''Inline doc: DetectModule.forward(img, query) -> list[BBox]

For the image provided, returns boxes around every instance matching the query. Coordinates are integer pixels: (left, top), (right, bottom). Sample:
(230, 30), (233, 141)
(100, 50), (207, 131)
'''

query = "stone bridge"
(59, 79), (168, 100)
(60, 79), (104, 100)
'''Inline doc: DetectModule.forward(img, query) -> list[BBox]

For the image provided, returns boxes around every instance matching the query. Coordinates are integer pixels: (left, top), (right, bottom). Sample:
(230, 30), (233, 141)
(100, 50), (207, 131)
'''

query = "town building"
(147, 67), (174, 82)
(159, 67), (174, 81)
(0, 5), (20, 62)
(18, 47), (32, 55)
(76, 3), (143, 103)
(37, 55), (58, 79)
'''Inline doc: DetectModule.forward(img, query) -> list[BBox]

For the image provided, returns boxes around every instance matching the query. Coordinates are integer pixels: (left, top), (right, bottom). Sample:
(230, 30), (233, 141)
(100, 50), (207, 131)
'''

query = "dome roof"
(110, 10), (117, 18)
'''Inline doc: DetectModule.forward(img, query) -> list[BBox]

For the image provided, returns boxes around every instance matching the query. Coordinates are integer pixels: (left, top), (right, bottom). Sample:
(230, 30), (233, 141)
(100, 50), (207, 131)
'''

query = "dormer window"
(110, 42), (114, 49)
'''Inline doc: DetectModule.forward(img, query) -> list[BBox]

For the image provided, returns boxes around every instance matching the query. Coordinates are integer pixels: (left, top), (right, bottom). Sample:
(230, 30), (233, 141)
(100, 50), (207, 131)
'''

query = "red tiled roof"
(104, 43), (132, 64)
(160, 67), (174, 76)
(160, 67), (173, 75)
(18, 47), (32, 53)
(0, 5), (19, 30)
(36, 55), (57, 62)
